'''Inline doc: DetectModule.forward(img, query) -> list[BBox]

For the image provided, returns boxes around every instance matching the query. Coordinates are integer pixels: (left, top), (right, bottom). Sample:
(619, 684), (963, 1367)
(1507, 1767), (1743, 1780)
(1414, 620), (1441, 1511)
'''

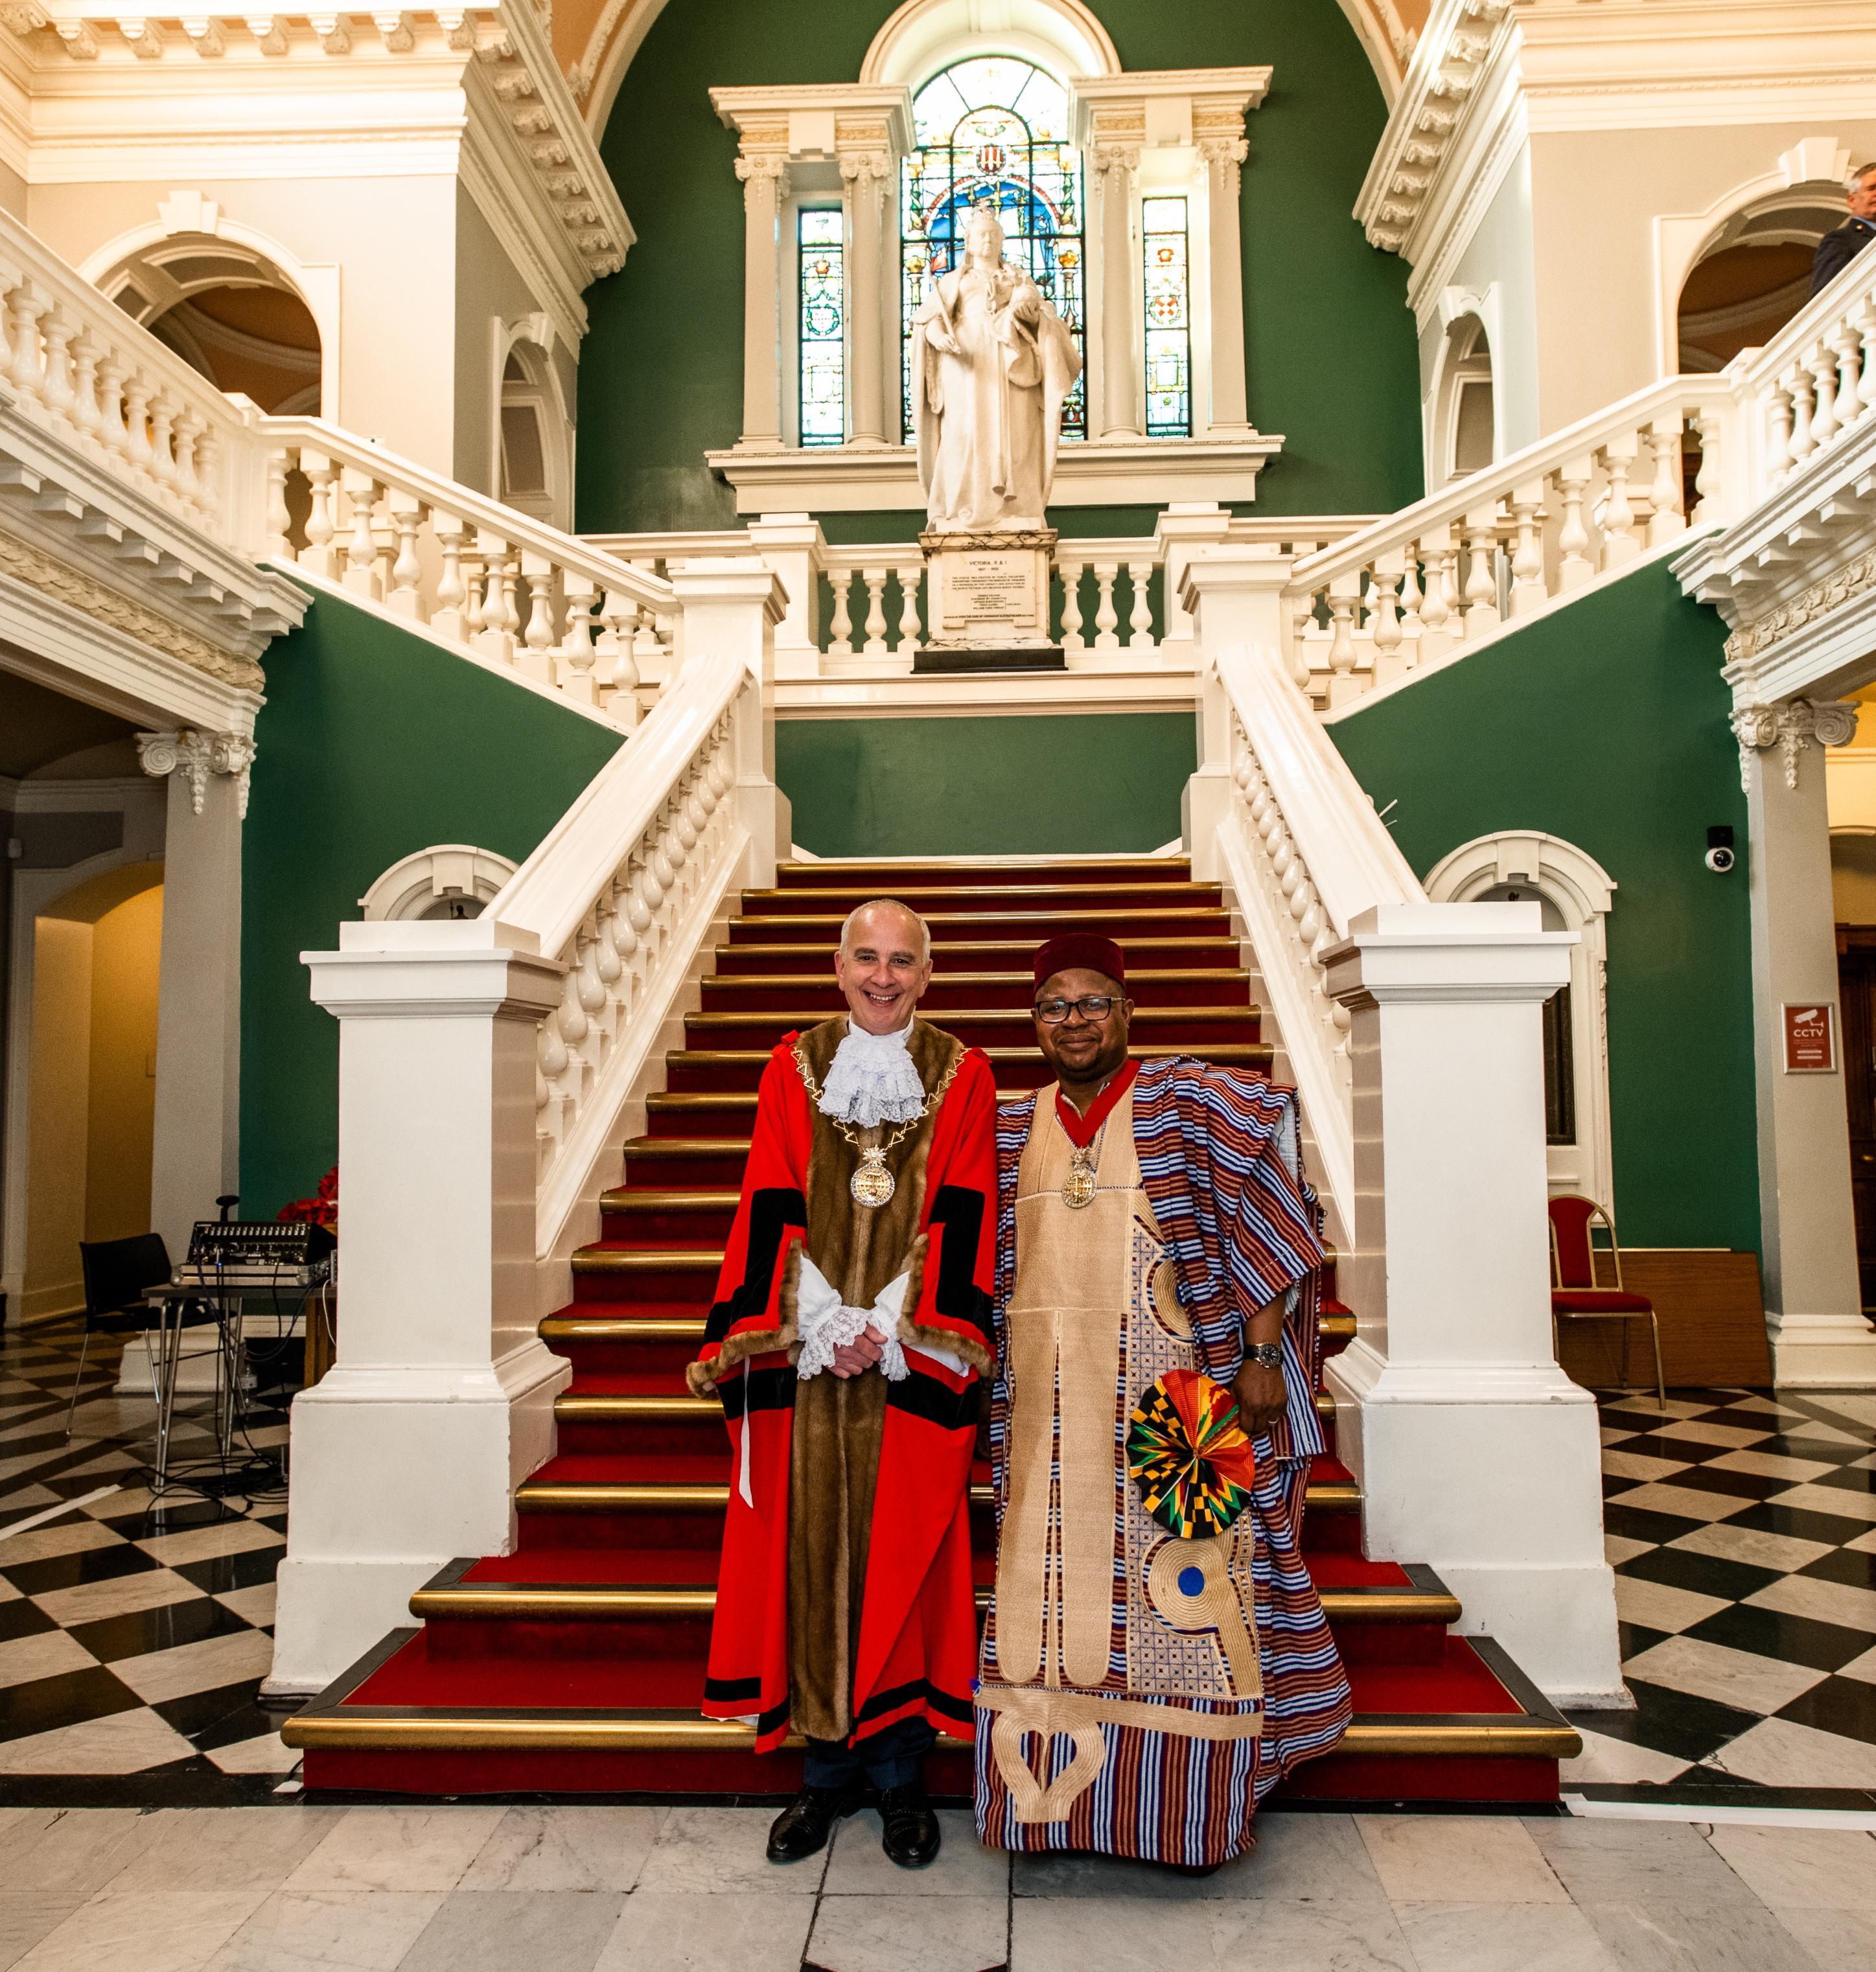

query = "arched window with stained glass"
(899, 56), (1085, 445)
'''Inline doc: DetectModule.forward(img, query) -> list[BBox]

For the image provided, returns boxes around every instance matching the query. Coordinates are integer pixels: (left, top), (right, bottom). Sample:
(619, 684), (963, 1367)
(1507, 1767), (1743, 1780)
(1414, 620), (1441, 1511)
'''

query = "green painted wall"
(239, 592), (623, 1216)
(1326, 561), (1758, 1253)
(779, 712), (1194, 855)
(579, 0), (1420, 533)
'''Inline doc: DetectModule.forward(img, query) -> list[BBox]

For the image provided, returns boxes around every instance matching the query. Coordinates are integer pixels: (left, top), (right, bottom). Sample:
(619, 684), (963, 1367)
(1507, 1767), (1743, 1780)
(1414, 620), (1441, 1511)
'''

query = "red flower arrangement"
(279, 1164), (338, 1232)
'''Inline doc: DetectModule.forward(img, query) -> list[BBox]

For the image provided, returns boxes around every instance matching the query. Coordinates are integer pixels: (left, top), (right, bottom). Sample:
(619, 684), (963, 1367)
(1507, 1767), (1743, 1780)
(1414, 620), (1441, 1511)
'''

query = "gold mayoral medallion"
(1061, 1143), (1098, 1209)
(850, 1145), (896, 1209)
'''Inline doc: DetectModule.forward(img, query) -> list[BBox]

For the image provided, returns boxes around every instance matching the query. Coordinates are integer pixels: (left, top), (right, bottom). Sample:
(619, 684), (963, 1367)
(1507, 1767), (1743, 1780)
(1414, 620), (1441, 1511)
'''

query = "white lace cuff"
(794, 1257), (910, 1381)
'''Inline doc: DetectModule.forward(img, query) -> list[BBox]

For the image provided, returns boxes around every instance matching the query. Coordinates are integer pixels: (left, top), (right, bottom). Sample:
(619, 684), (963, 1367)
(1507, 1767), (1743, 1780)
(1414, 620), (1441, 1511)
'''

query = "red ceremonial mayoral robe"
(688, 1016), (998, 1754)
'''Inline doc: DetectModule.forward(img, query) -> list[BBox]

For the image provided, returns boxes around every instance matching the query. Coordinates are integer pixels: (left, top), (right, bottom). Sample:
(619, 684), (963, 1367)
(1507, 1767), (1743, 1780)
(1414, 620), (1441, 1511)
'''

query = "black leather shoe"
(767, 1786), (860, 1863)
(878, 1781), (941, 1866)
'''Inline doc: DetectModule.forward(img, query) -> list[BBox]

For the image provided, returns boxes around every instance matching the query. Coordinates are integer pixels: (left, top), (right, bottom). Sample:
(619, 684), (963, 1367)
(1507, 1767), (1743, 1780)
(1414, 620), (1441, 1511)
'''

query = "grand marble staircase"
(286, 855), (1579, 1800)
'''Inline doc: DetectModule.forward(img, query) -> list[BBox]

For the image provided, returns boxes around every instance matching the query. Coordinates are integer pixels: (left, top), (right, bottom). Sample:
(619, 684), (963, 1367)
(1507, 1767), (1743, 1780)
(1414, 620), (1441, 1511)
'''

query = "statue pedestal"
(917, 529), (1063, 672)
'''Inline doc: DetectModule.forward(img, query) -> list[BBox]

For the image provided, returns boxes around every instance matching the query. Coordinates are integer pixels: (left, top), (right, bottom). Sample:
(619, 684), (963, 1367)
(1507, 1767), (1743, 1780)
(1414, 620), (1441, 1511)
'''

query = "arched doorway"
(1676, 191), (1844, 372)
(98, 235), (322, 415)
(498, 339), (572, 528)
(1432, 314), (1494, 484)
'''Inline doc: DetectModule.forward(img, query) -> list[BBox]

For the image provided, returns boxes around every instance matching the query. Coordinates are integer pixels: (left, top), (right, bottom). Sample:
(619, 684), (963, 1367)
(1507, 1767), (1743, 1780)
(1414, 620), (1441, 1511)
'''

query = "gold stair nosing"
(555, 1387), (1336, 1421)
(540, 1317), (707, 1340)
(1319, 1312), (1357, 1340)
(285, 1712), (1578, 1760)
(411, 1581), (1459, 1625)
(684, 1006), (1259, 1028)
(735, 908), (1227, 929)
(572, 1250), (721, 1273)
(701, 968), (1250, 989)
(741, 883), (1216, 903)
(664, 1043), (1273, 1068)
(515, 1479), (1360, 1513)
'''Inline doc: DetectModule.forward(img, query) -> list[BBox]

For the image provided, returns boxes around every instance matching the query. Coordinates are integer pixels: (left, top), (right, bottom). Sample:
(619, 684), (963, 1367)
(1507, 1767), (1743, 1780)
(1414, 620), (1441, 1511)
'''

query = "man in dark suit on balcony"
(1812, 164), (1876, 297)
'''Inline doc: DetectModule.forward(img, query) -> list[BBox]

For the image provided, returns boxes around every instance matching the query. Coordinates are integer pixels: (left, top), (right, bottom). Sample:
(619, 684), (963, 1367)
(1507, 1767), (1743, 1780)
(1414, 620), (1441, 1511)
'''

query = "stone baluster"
(386, 493), (423, 616)
(596, 589), (642, 726)
(1126, 560), (1155, 650)
(1786, 363), (1816, 469)
(1369, 559), (1404, 688)
(39, 308), (75, 419)
(432, 513), (469, 639)
(300, 452), (338, 579)
(518, 551), (557, 684)
(1556, 461), (1593, 590)
(536, 1011), (569, 1163)
(340, 468), (381, 599)
(193, 427), (222, 524)
(95, 355), (128, 464)
(475, 533), (518, 660)
(895, 562), (921, 658)
(1765, 375), (1796, 484)
(1460, 506), (1501, 638)
(861, 566), (889, 658)
(148, 390), (179, 487)
(122, 375), (155, 475)
(1599, 438), (1639, 570)
(1419, 529), (1455, 660)
(827, 568), (855, 658)
(559, 574), (599, 704)
(460, 550), (489, 649)
(1508, 480), (1547, 616)
(1835, 318), (1866, 434)
(1690, 410), (1720, 526)
(0, 264), (19, 375)
(8, 281), (45, 398)
(263, 448), (292, 560)
(1396, 550), (1424, 671)
(1645, 417), (1685, 546)
(607, 865), (639, 1021)
(1093, 562), (1120, 649)
(1859, 303), (1876, 421)
(69, 336), (102, 446)
(172, 412), (203, 507)
(1059, 560), (1085, 652)
(1325, 572), (1362, 706)
(1810, 340), (1841, 452)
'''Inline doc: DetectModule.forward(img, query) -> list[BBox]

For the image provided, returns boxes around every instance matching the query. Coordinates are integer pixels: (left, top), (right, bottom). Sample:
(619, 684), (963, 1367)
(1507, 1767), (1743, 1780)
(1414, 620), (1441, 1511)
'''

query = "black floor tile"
(151, 1679), (271, 1741)
(185, 1691), (297, 1753)
(68, 1593), (254, 1665)
(1617, 1545), (1781, 1603)
(0, 1599), (57, 1645)
(1605, 1503), (1714, 1547)
(1803, 1466), (1876, 1501)
(1652, 1467), (1791, 1503)
(1617, 1621), (1673, 1662)
(172, 1548), (284, 1595)
(0, 1543), (151, 1597)
(1798, 1547), (1876, 1592)
(1597, 1678), (1760, 1763)
(1682, 1601), (1874, 1674)
(0, 1665), (143, 1741)
(1722, 1501), (1876, 1547)
(1776, 1676), (1876, 1746)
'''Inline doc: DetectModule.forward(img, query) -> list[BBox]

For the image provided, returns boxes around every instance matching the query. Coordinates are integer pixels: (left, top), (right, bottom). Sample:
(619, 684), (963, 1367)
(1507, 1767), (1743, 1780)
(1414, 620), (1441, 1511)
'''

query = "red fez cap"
(1033, 933), (1126, 989)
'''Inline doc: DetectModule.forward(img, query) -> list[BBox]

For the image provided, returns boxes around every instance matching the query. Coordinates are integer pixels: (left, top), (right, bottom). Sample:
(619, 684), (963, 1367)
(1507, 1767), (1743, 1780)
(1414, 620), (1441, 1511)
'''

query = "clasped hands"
(829, 1323), (888, 1378)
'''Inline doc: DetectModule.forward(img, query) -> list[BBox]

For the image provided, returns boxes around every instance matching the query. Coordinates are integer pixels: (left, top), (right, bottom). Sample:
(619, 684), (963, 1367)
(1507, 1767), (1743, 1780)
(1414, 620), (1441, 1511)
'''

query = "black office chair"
(67, 1233), (214, 1437)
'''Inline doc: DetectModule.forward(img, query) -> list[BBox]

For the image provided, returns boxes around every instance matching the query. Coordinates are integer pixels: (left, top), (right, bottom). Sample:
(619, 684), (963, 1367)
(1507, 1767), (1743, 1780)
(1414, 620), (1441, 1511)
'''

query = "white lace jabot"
(817, 1017), (926, 1128)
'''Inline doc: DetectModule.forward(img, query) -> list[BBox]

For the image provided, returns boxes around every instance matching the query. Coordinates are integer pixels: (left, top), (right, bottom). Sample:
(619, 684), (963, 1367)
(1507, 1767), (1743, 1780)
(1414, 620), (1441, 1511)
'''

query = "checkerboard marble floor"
(1564, 1387), (1876, 1805)
(6, 1316), (1876, 1813)
(0, 1321), (300, 1798)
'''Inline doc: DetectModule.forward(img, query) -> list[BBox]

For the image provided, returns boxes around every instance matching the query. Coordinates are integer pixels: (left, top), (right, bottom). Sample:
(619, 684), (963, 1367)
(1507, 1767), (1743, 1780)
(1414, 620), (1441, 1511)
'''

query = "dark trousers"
(802, 1715), (934, 1792)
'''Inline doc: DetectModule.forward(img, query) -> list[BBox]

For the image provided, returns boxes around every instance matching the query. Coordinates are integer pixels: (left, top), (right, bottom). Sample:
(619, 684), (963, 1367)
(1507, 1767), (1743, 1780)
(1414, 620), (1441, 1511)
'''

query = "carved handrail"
(1206, 640), (1424, 1224)
(259, 416), (677, 723)
(485, 647), (757, 1246)
(1284, 377), (1737, 710)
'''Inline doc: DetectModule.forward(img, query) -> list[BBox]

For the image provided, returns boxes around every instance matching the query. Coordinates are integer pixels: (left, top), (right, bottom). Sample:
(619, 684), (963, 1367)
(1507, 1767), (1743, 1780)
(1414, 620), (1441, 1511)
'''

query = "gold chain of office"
(793, 1039), (962, 1209)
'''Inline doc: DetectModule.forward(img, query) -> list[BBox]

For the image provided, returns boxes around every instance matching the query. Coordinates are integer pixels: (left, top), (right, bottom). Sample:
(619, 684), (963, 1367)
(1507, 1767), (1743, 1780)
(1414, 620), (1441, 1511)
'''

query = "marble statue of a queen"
(912, 207), (1082, 534)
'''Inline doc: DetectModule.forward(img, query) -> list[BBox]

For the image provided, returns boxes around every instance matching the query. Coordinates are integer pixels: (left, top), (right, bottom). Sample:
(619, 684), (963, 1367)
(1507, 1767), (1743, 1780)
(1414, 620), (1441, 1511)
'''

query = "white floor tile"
(111, 1628), (277, 1704)
(1704, 1824), (1876, 1908)
(1775, 1905), (1876, 1972)
(0, 1628), (96, 1689)
(1603, 1482), (1754, 1524)
(205, 1734), (301, 1776)
(1357, 1816), (1569, 1904)
(1602, 1534), (1656, 1568)
(1763, 1483), (1876, 1525)
(284, 1808), (507, 1896)
(1665, 1522), (1837, 1573)
(11, 1890), (267, 1972)
(1746, 1572), (1876, 1632)
(1611, 1575), (1731, 1636)
(1394, 1901), (1619, 1972)
(0, 1520), (126, 1564)
(133, 1520), (284, 1568)
(1600, 1452), (1691, 1484)
(805, 1891), (1008, 1972)
(1708, 1715), (1876, 1789)
(1651, 1421), (1770, 1450)
(0, 1707), (196, 1775)
(1622, 1634), (1828, 1715)
(594, 1892), (815, 1972)
(459, 1807), (665, 1892)
(1557, 1730), (1691, 1787)
(1702, 1448), (1838, 1482)
(29, 1568), (201, 1626)
(635, 1807), (824, 1896)
(205, 1888), (447, 1972)
(824, 1811), (1008, 1897)
(214, 1583), (279, 1627)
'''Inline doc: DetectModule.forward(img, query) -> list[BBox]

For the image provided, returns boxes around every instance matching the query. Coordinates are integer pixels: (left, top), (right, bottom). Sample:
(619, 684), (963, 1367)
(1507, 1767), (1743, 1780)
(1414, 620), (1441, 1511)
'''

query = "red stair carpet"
(285, 856), (1580, 1802)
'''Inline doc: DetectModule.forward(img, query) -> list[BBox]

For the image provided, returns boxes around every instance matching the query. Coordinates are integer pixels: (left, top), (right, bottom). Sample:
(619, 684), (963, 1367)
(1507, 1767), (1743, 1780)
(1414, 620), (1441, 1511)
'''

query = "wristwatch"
(1242, 1343), (1283, 1371)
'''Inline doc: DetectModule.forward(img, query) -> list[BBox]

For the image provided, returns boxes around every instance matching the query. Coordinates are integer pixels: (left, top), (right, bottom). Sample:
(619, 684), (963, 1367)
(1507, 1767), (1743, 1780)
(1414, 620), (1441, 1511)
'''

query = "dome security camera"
(1706, 825), (1735, 874)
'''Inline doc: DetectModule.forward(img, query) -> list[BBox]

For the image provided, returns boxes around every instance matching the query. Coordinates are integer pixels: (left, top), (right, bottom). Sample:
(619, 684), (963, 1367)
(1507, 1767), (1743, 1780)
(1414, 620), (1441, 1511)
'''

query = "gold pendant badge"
(850, 1145), (896, 1208)
(1061, 1147), (1098, 1209)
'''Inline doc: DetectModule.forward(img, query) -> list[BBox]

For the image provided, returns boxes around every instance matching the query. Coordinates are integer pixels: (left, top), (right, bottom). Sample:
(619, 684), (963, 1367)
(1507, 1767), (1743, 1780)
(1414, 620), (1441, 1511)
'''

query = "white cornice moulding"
(710, 82), (914, 161)
(705, 435), (1284, 516)
(0, 772), (156, 813)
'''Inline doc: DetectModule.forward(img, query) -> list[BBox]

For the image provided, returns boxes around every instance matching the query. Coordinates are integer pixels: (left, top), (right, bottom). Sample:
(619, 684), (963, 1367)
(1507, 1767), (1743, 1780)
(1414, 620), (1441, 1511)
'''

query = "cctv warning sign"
(1783, 1003), (1837, 1074)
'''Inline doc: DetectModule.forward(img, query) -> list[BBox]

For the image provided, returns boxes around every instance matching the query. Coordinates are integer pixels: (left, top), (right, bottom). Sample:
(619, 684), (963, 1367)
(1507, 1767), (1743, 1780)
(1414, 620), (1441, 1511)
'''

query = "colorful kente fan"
(1126, 1369), (1258, 1538)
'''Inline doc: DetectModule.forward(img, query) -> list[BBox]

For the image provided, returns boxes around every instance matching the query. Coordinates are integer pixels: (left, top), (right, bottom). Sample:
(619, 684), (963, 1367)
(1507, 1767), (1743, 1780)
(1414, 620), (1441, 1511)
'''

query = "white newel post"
(1094, 141), (1141, 441)
(734, 149), (789, 450)
(1733, 701), (1876, 1386)
(1179, 545), (1293, 880)
(669, 558), (791, 887)
(1323, 903), (1625, 1705)
(746, 513), (826, 678)
(269, 924), (568, 1693)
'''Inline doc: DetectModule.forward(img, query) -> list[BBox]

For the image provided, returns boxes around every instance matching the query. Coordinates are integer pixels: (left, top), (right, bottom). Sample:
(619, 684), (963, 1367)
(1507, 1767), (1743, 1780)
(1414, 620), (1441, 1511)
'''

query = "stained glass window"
(799, 208), (845, 448)
(1142, 196), (1191, 439)
(900, 56), (1085, 444)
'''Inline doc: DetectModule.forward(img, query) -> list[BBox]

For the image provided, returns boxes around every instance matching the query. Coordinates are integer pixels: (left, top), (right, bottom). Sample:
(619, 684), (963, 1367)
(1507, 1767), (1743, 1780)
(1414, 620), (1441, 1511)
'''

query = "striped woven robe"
(979, 1058), (1352, 1858)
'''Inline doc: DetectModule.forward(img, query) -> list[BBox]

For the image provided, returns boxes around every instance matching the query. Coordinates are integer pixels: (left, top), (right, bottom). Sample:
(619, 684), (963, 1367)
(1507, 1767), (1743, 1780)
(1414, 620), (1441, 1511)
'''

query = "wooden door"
(1838, 936), (1876, 1308)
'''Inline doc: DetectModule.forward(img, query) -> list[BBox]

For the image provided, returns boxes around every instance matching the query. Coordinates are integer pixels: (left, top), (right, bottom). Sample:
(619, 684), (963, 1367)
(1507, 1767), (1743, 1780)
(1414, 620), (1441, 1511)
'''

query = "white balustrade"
(1742, 245), (1876, 491)
(261, 418), (678, 721)
(1283, 380), (1733, 710)
(820, 550), (924, 664)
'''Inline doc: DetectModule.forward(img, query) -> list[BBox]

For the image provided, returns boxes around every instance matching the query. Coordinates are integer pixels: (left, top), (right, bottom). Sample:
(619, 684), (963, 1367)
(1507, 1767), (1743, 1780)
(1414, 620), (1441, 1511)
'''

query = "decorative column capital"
(1092, 141), (1141, 178)
(733, 150), (790, 205)
(1730, 697), (1860, 793)
(137, 725), (255, 817)
(1197, 132), (1250, 194)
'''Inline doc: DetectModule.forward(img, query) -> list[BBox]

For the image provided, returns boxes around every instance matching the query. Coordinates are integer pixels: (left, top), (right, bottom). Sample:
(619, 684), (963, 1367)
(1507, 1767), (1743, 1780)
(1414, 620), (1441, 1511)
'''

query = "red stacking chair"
(1547, 1194), (1665, 1404)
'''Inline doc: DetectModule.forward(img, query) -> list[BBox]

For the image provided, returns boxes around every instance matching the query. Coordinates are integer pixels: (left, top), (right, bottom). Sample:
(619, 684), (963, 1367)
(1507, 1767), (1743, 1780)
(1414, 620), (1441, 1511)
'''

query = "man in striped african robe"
(974, 932), (1351, 1870)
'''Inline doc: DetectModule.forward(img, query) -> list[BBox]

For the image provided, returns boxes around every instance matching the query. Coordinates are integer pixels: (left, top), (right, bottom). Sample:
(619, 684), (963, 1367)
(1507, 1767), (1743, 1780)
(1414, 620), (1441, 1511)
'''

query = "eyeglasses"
(1034, 995), (1123, 1024)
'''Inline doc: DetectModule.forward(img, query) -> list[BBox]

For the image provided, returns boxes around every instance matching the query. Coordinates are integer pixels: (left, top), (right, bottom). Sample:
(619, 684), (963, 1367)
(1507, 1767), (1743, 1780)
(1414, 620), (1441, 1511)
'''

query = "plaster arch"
(859, 0), (1117, 86)
(360, 844), (519, 922)
(490, 314), (574, 529)
(1652, 139), (1856, 380)
(1423, 285), (1501, 488)
(80, 203), (342, 423)
(1425, 830), (1617, 1214)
